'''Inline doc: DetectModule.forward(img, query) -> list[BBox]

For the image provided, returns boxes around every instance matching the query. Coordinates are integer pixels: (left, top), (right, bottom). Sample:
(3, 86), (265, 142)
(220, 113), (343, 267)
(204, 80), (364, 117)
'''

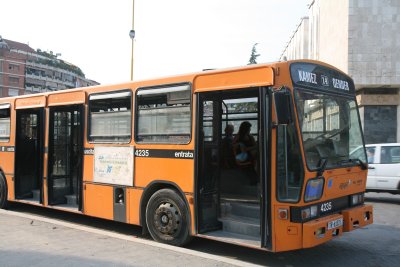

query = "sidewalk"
(0, 208), (259, 267)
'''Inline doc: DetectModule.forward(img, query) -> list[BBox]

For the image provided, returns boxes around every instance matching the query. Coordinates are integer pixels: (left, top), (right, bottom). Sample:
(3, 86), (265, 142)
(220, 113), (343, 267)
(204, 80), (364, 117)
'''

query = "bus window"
(203, 101), (214, 142)
(88, 90), (132, 143)
(136, 84), (191, 144)
(221, 97), (258, 140)
(0, 104), (10, 142)
(295, 90), (366, 170)
(276, 123), (303, 203)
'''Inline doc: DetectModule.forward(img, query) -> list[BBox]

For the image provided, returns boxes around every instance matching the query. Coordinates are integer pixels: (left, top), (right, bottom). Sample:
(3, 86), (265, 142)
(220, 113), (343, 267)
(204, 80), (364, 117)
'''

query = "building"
(280, 0), (400, 144)
(0, 36), (99, 97)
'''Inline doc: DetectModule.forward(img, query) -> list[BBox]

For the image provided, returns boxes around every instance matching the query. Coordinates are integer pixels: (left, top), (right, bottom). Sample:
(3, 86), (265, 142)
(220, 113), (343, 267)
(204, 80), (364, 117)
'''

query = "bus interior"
(15, 109), (44, 203)
(14, 105), (83, 210)
(197, 88), (263, 246)
(47, 105), (83, 210)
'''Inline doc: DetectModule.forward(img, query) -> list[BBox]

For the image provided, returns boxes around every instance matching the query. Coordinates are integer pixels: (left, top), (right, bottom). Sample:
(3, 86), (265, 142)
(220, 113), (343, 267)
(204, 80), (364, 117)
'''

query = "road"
(0, 192), (399, 267)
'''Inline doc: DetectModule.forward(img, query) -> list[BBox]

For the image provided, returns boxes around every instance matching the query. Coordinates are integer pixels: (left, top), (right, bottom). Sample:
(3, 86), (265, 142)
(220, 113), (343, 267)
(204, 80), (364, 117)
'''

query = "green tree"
(248, 43), (260, 65)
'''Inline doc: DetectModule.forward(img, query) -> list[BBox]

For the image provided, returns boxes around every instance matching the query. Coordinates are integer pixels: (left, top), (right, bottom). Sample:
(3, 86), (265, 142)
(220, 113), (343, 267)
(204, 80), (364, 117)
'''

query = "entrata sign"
(290, 62), (355, 94)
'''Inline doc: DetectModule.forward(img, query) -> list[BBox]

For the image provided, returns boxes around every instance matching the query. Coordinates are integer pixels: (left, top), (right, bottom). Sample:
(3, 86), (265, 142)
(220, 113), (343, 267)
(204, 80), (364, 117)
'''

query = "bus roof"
(0, 59), (350, 104)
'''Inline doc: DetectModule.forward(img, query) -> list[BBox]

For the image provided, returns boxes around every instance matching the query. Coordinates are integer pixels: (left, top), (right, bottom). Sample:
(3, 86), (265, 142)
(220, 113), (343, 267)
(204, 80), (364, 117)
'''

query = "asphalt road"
(0, 192), (399, 267)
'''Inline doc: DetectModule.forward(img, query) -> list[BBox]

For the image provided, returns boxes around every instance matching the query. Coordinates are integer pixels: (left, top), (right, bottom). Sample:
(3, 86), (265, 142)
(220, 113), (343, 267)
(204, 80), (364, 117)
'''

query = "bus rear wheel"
(145, 188), (191, 246)
(0, 173), (8, 209)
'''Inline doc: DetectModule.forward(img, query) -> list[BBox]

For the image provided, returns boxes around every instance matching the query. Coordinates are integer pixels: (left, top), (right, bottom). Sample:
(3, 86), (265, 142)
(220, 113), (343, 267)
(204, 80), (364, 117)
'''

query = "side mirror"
(273, 87), (293, 125)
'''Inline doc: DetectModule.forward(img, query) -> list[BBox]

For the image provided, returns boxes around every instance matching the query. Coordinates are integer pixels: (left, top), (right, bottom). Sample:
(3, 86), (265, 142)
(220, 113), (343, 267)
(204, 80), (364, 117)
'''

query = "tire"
(0, 173), (8, 209)
(146, 188), (192, 246)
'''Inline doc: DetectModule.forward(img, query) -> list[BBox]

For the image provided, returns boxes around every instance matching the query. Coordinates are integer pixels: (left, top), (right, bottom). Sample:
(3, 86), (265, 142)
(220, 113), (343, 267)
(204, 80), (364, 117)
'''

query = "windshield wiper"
(337, 158), (367, 170)
(316, 158), (328, 176)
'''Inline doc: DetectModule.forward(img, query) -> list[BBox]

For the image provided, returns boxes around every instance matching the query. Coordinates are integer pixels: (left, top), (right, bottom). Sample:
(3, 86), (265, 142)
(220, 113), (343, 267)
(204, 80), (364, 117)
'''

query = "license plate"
(327, 218), (343, 230)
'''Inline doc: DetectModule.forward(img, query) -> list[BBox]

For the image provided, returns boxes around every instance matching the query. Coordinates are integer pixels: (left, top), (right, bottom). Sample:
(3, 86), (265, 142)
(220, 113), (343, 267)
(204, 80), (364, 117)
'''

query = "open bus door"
(47, 104), (84, 210)
(260, 87), (272, 249)
(196, 88), (272, 248)
(15, 108), (45, 203)
(196, 92), (221, 233)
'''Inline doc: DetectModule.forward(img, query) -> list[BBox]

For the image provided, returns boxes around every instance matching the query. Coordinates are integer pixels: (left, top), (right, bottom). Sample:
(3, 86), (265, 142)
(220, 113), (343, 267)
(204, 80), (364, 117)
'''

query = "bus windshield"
(294, 89), (366, 170)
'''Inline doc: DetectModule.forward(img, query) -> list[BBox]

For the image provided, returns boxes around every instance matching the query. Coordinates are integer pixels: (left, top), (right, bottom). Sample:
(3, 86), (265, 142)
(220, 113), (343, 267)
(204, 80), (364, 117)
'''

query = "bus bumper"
(302, 204), (373, 249)
(342, 204), (373, 232)
(303, 213), (344, 248)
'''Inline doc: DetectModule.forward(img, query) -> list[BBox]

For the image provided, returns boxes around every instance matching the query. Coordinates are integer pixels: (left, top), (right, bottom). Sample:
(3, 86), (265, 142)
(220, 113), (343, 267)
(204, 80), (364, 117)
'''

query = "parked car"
(351, 143), (400, 194)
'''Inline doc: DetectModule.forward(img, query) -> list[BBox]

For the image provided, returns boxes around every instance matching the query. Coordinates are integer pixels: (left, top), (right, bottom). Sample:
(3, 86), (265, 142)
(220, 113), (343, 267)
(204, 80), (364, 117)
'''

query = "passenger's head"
(225, 124), (234, 136)
(238, 121), (252, 138)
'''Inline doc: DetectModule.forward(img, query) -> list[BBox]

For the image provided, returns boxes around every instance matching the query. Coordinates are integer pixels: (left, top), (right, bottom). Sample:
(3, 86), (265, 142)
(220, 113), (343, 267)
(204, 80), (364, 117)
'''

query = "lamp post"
(129, 0), (135, 80)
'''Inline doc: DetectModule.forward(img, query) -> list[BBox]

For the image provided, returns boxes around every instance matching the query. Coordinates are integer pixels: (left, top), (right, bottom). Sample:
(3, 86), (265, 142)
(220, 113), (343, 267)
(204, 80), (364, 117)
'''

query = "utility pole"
(129, 0), (135, 80)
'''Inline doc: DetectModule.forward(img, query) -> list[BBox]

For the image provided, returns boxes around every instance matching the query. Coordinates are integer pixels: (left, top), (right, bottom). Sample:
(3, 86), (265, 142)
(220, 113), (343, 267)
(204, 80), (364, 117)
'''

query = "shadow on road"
(7, 202), (146, 238)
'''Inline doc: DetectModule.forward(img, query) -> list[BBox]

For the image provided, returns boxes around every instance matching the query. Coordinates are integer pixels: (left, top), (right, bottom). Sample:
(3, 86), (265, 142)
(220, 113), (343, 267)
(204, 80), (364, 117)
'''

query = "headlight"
(304, 177), (325, 202)
(351, 193), (364, 206)
(310, 205), (318, 217)
(301, 205), (318, 220)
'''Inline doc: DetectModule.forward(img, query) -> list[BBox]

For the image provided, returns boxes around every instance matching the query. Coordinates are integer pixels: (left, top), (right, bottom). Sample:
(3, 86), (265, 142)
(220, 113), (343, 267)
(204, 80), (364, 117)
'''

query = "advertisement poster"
(94, 146), (134, 186)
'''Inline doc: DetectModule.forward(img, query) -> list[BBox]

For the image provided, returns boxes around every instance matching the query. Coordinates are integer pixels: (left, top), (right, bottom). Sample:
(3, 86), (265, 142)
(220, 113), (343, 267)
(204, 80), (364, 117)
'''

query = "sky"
(0, 0), (310, 85)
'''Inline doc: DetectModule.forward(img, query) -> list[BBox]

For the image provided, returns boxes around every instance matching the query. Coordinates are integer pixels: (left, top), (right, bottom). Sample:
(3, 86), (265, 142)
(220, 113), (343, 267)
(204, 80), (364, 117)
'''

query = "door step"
(220, 200), (260, 219)
(32, 189), (40, 200)
(232, 202), (260, 219)
(65, 194), (77, 205)
(219, 215), (260, 237)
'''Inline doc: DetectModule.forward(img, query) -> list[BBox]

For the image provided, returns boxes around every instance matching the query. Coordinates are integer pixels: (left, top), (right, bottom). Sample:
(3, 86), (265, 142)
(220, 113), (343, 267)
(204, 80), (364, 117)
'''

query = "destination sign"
(290, 62), (355, 94)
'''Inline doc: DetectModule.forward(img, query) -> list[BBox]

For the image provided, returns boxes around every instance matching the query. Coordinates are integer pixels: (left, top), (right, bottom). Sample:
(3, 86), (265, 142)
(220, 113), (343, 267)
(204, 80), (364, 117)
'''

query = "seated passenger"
(233, 121), (257, 166)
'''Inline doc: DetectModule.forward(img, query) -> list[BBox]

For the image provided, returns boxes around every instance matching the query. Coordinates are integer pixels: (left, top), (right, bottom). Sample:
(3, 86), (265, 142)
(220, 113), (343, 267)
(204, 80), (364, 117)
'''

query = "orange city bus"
(0, 60), (373, 252)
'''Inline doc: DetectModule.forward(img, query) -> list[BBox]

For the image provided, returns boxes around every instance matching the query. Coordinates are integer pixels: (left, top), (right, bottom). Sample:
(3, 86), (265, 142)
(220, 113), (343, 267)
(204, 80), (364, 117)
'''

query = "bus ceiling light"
(304, 177), (324, 202)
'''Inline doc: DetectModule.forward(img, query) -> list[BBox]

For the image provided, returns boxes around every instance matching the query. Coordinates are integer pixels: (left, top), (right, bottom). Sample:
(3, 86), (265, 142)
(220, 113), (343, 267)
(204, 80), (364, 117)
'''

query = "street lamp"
(130, 0), (135, 80)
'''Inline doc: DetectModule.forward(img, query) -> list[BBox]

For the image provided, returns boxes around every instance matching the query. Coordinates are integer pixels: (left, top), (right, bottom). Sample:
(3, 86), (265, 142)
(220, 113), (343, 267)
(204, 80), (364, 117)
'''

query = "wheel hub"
(161, 214), (169, 224)
(154, 202), (181, 235)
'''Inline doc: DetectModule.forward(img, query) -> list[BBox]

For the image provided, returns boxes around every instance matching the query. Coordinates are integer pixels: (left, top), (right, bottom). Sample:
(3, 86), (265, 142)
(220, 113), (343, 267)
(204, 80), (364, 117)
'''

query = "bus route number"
(135, 149), (149, 157)
(321, 202), (332, 212)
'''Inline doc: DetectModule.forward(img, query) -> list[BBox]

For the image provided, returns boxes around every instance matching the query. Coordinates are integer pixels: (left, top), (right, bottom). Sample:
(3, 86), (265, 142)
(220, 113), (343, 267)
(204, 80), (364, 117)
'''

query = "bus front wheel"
(145, 188), (191, 246)
(0, 173), (8, 209)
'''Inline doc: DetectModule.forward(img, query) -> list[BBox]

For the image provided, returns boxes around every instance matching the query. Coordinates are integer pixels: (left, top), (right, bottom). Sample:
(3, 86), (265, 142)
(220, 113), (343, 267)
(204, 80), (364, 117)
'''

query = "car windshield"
(295, 88), (367, 170)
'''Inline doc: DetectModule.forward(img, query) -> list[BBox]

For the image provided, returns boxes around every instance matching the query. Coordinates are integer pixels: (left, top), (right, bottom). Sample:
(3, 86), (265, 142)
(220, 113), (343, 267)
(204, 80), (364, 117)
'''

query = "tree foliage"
(248, 43), (260, 65)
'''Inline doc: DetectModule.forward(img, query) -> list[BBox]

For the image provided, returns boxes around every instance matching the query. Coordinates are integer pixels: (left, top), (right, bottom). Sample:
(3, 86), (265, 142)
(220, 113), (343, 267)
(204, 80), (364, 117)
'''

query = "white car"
(355, 143), (400, 194)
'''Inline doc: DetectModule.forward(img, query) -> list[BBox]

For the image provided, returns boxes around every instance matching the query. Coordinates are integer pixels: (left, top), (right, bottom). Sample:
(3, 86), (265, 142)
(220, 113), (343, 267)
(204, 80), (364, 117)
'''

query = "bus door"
(47, 105), (83, 210)
(197, 92), (222, 233)
(15, 108), (45, 203)
(260, 87), (272, 249)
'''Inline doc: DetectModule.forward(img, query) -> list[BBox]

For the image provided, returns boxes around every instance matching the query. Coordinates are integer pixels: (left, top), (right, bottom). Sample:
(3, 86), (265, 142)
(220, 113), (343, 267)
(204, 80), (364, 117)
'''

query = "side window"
(203, 101), (214, 142)
(221, 97), (258, 140)
(89, 90), (132, 143)
(276, 124), (304, 203)
(136, 84), (191, 144)
(0, 104), (11, 143)
(366, 147), (376, 164)
(380, 146), (400, 164)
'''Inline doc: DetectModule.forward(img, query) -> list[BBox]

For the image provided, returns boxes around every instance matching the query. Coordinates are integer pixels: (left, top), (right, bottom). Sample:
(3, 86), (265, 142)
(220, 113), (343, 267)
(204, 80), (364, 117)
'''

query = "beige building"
(280, 0), (400, 144)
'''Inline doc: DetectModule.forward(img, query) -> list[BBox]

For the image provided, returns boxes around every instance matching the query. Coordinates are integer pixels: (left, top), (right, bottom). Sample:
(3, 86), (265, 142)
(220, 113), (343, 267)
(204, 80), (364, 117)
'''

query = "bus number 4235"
(321, 202), (332, 212)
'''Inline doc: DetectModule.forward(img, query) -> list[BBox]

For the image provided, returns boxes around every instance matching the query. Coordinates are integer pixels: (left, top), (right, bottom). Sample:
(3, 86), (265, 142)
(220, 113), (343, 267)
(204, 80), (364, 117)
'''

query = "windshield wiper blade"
(317, 158), (328, 176)
(337, 158), (367, 170)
